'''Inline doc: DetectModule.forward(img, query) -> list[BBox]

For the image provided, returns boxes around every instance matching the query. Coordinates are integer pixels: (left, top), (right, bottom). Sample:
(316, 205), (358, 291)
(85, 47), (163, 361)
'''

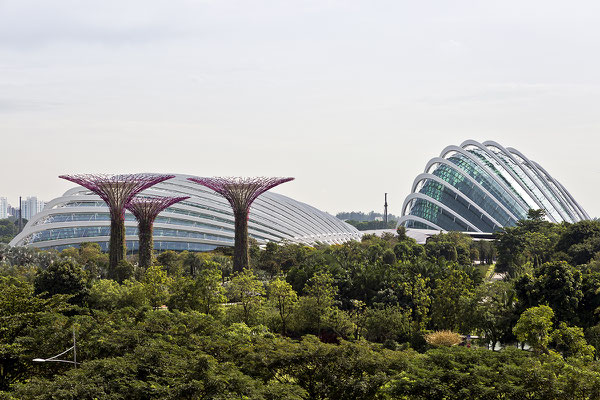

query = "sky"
(1, 0), (600, 218)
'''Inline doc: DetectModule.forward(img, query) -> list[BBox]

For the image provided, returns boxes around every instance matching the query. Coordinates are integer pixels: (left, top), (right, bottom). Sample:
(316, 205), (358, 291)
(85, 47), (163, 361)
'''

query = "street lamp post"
(33, 326), (79, 367)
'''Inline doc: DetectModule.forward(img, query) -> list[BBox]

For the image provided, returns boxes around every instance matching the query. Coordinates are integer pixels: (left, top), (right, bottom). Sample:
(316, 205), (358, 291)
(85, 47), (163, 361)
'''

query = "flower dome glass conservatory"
(398, 140), (588, 232)
(10, 174), (361, 251)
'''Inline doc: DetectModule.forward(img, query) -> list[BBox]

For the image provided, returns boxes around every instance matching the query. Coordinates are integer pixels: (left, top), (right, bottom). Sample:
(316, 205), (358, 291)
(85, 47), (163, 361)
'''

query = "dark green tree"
(33, 259), (88, 305)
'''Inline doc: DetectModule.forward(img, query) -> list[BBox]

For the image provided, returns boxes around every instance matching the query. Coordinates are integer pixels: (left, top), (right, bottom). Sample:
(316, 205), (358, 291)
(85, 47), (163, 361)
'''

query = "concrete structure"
(10, 174), (361, 251)
(399, 140), (588, 232)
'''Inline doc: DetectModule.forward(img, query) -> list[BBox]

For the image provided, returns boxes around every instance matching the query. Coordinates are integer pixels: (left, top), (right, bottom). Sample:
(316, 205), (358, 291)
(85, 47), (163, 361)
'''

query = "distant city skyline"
(1, 1), (600, 218)
(0, 196), (46, 220)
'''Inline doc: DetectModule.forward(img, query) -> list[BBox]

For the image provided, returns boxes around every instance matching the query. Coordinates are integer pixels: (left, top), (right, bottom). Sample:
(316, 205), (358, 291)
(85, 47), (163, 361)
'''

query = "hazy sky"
(2, 0), (600, 218)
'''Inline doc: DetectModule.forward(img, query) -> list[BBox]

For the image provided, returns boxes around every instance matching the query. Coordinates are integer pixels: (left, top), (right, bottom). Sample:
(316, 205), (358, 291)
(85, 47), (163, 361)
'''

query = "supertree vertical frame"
(187, 177), (294, 272)
(125, 196), (189, 268)
(59, 174), (175, 272)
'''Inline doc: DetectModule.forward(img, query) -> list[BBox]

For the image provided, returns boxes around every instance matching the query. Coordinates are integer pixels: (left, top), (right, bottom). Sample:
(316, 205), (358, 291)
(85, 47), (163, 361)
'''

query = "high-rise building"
(0, 197), (7, 219)
(7, 205), (17, 218)
(21, 197), (46, 221)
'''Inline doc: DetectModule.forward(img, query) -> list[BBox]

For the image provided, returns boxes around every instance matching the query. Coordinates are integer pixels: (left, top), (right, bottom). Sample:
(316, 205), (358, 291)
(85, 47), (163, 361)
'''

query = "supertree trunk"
(125, 196), (189, 269)
(187, 177), (294, 272)
(109, 214), (126, 268)
(233, 210), (250, 271)
(137, 220), (154, 268)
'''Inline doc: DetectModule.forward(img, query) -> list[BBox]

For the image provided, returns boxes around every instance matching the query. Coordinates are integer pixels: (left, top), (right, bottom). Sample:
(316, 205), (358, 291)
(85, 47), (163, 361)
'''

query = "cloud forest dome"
(10, 174), (361, 251)
(398, 140), (589, 233)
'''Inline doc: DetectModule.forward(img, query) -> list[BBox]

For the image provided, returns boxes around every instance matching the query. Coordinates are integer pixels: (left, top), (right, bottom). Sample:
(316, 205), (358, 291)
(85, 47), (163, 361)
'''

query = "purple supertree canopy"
(125, 196), (190, 223)
(59, 174), (176, 218)
(187, 177), (294, 213)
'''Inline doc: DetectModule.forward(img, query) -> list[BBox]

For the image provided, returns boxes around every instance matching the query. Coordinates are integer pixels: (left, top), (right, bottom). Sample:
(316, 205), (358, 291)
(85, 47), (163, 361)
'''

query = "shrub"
(424, 330), (462, 347)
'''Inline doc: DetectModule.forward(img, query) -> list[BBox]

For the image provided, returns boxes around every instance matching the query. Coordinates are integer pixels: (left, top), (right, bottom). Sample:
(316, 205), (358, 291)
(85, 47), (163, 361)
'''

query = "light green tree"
(196, 263), (227, 315)
(144, 265), (173, 308)
(88, 279), (125, 310)
(552, 322), (595, 359)
(513, 305), (554, 353)
(430, 269), (472, 331)
(268, 278), (298, 334)
(298, 271), (338, 335)
(229, 268), (265, 324)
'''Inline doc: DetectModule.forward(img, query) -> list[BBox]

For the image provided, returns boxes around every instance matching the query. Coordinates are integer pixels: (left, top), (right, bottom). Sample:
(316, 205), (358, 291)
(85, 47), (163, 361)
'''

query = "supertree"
(59, 174), (175, 271)
(187, 177), (294, 272)
(126, 196), (189, 268)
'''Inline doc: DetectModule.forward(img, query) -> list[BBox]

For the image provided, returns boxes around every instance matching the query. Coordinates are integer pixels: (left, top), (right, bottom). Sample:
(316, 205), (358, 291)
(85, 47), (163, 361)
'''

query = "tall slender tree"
(187, 177), (293, 271)
(126, 196), (189, 268)
(59, 174), (174, 272)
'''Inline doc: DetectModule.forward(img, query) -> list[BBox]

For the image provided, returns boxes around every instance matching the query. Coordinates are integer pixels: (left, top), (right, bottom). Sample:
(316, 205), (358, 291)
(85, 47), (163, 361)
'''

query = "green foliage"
(33, 259), (89, 305)
(192, 264), (226, 315)
(143, 265), (172, 308)
(294, 271), (338, 335)
(268, 278), (297, 334)
(5, 224), (600, 398)
(556, 220), (600, 265)
(156, 250), (181, 275)
(0, 275), (71, 390)
(495, 211), (563, 276)
(109, 259), (134, 282)
(465, 281), (518, 349)
(430, 269), (473, 331)
(336, 210), (399, 223)
(552, 322), (595, 359)
(87, 279), (126, 310)
(344, 219), (397, 230)
(425, 232), (473, 266)
(515, 261), (583, 325)
(513, 305), (554, 353)
(0, 219), (20, 244)
(362, 305), (412, 343)
(384, 346), (600, 400)
(228, 268), (265, 325)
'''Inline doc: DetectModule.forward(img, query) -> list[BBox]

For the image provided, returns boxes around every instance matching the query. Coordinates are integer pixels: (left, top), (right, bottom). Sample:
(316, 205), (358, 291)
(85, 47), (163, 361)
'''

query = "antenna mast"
(384, 193), (388, 225)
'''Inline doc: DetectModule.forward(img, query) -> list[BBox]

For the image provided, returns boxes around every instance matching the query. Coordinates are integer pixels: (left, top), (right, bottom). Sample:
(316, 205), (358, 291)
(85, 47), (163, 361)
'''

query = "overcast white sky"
(1, 0), (600, 218)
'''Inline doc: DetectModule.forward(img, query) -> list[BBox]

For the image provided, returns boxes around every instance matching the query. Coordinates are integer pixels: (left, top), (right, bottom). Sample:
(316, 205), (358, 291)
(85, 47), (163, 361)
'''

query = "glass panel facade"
(407, 198), (472, 231)
(465, 147), (539, 211)
(447, 154), (528, 220)
(30, 226), (235, 244)
(430, 164), (516, 227)
(43, 241), (218, 253)
(415, 180), (497, 231)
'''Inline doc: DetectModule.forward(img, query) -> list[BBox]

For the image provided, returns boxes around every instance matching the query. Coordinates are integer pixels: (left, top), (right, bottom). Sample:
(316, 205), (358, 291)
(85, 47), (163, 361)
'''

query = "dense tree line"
(336, 211), (399, 223)
(2, 213), (600, 398)
(344, 219), (397, 231)
(0, 218), (22, 244)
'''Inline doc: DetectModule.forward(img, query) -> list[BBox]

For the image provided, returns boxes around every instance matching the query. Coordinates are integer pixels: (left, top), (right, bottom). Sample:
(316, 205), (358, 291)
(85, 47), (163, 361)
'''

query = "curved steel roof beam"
(483, 140), (568, 222)
(401, 192), (482, 232)
(530, 160), (589, 221)
(422, 157), (520, 222)
(554, 179), (591, 220)
(439, 145), (530, 215)
(505, 147), (578, 222)
(397, 215), (444, 231)
(411, 173), (505, 229)
(458, 140), (557, 222)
